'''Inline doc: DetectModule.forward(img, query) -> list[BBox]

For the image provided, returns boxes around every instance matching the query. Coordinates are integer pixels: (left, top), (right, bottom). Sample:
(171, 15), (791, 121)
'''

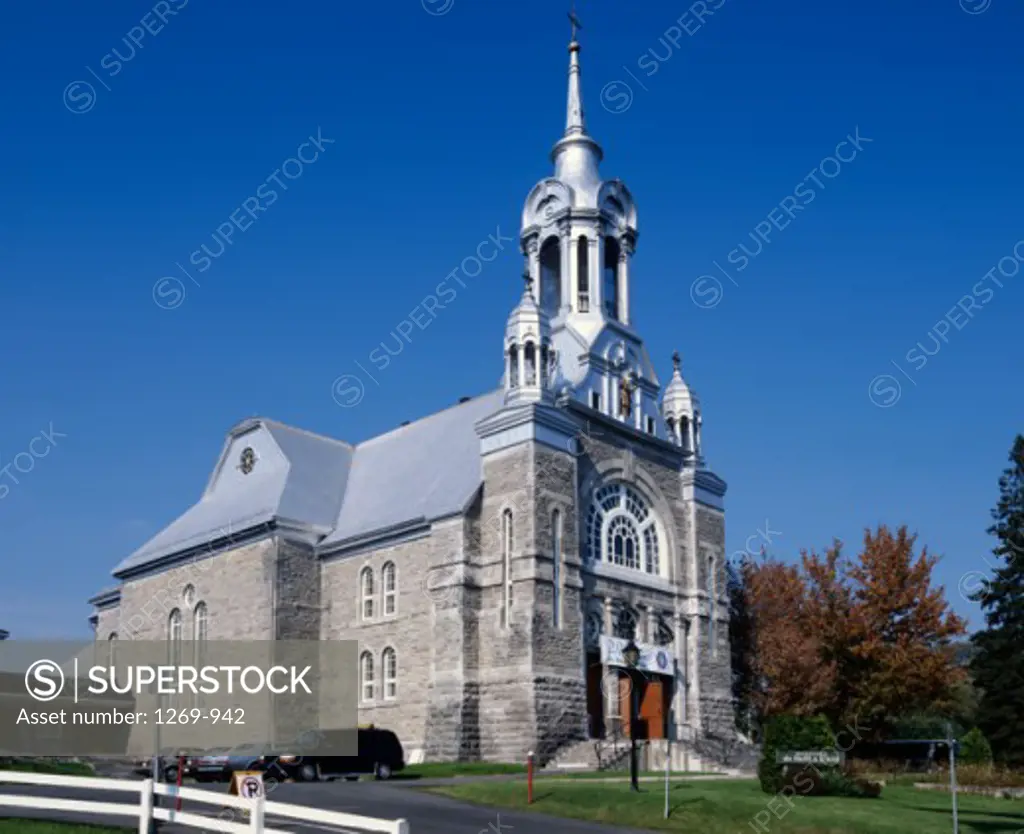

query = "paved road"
(0, 776), (650, 833)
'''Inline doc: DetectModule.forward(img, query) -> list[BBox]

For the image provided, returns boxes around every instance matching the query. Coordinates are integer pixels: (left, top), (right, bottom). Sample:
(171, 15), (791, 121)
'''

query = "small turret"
(504, 272), (555, 405)
(661, 352), (702, 464)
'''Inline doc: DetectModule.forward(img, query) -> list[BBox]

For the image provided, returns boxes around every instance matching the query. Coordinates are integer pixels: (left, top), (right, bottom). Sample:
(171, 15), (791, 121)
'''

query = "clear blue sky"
(1, 0), (1020, 638)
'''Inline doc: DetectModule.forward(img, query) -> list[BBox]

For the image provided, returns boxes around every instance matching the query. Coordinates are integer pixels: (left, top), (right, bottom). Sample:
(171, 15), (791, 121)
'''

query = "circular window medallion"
(239, 446), (256, 475)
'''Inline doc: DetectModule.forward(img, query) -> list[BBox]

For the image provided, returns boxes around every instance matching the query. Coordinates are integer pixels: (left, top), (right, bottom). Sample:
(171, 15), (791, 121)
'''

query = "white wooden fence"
(0, 770), (410, 833)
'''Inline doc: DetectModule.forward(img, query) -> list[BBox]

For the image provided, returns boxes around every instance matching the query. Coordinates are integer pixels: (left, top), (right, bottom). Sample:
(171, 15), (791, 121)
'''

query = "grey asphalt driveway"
(0, 775), (650, 833)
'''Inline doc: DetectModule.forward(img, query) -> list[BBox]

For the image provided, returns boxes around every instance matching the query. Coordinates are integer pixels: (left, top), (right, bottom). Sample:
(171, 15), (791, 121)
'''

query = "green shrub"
(758, 715), (881, 797)
(958, 728), (993, 766)
(758, 715), (834, 794)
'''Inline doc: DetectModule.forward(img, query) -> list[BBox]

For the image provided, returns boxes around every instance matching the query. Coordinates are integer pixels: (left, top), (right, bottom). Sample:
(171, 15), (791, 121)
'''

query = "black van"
(270, 727), (405, 782)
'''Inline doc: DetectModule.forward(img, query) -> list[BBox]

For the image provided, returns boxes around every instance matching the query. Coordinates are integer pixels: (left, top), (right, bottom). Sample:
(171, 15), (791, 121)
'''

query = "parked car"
(185, 747), (232, 782)
(269, 727), (404, 782)
(133, 750), (190, 782)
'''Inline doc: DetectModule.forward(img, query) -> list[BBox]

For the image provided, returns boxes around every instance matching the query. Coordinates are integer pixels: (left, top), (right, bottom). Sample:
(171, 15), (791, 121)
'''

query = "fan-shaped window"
(540, 237), (561, 317)
(607, 516), (640, 569)
(360, 651), (374, 702)
(360, 567), (375, 621)
(584, 482), (665, 577)
(383, 562), (397, 616)
(603, 237), (620, 320)
(577, 237), (590, 312)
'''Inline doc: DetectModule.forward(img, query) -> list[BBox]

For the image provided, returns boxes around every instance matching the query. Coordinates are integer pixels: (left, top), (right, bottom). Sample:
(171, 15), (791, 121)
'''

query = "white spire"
(551, 21), (603, 200)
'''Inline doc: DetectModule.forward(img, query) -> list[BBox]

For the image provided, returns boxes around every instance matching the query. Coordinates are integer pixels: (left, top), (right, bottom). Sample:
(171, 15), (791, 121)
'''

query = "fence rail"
(0, 769), (410, 833)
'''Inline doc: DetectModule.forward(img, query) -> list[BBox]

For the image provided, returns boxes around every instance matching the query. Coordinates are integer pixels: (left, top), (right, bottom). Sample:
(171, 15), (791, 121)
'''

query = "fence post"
(527, 750), (534, 804)
(249, 794), (265, 833)
(138, 778), (154, 834)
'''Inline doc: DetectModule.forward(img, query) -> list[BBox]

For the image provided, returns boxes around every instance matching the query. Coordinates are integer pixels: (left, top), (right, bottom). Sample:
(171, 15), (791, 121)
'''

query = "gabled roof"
(112, 420), (352, 578)
(110, 391), (504, 579)
(322, 390), (504, 548)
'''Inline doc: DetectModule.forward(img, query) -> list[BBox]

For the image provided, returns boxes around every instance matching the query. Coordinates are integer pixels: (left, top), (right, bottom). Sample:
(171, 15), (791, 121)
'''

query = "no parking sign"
(229, 770), (264, 800)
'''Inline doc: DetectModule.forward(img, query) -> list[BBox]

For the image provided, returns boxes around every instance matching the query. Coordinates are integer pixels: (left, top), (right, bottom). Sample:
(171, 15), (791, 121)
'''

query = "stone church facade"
(89, 32), (734, 767)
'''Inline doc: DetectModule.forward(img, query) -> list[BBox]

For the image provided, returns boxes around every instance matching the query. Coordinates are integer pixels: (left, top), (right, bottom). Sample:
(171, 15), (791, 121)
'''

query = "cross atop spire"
(672, 351), (681, 371)
(568, 3), (582, 43)
(522, 269), (534, 298)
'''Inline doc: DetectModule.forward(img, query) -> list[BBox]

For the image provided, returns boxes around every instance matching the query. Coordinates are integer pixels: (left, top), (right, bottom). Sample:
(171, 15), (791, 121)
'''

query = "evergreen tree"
(728, 557), (757, 735)
(971, 435), (1024, 767)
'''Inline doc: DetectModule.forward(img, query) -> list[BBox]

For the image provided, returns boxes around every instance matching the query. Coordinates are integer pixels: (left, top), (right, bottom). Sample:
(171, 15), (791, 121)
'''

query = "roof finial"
(672, 351), (681, 372)
(568, 2), (582, 43)
(564, 3), (586, 136)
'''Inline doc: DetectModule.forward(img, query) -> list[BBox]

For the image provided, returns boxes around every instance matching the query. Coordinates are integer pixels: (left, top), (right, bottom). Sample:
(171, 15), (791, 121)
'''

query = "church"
(89, 27), (734, 769)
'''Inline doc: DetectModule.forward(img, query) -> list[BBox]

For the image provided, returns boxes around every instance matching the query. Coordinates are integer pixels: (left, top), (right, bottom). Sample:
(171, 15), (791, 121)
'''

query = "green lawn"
(0, 760), (94, 777)
(539, 770), (722, 780)
(429, 778), (1024, 833)
(399, 762), (527, 778)
(0, 823), (125, 834)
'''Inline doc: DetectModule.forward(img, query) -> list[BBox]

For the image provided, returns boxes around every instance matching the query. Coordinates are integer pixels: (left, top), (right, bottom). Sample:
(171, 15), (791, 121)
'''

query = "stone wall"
(319, 523), (444, 762)
(112, 537), (278, 642)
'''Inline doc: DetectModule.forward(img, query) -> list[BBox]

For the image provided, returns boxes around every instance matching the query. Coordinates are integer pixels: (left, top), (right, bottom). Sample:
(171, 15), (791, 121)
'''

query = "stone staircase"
(546, 726), (639, 772)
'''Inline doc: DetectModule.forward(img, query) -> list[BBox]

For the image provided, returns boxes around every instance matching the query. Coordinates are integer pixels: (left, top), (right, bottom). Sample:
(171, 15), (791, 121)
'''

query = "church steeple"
(551, 12), (603, 200)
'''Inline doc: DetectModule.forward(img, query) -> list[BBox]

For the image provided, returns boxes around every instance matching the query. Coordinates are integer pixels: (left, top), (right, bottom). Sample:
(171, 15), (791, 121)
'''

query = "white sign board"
(600, 636), (675, 676)
(776, 750), (844, 766)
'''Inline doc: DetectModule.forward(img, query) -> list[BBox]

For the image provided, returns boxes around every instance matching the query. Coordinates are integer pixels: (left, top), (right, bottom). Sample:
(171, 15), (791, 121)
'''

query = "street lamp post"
(622, 638), (641, 792)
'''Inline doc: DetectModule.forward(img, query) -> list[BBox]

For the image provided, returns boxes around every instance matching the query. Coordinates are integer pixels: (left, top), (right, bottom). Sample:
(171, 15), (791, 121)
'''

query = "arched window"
(552, 509), (563, 628)
(383, 562), (397, 616)
(707, 554), (717, 655)
(508, 344), (519, 388)
(501, 509), (513, 628)
(577, 237), (589, 312)
(359, 651), (374, 702)
(539, 237), (561, 316)
(193, 603), (208, 665)
(182, 584), (195, 607)
(680, 416), (691, 453)
(614, 607), (637, 640)
(361, 567), (375, 620)
(584, 483), (665, 577)
(524, 342), (537, 386)
(167, 609), (182, 665)
(603, 237), (620, 320)
(382, 647), (397, 700)
(540, 344), (549, 389)
(107, 633), (118, 667)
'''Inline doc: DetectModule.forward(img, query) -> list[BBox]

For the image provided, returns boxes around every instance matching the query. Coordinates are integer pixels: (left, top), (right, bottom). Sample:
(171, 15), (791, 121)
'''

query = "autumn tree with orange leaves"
(739, 525), (966, 738)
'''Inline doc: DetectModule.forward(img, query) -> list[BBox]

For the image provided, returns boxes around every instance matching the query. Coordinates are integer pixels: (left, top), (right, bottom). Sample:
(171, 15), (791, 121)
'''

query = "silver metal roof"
(110, 391), (502, 578)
